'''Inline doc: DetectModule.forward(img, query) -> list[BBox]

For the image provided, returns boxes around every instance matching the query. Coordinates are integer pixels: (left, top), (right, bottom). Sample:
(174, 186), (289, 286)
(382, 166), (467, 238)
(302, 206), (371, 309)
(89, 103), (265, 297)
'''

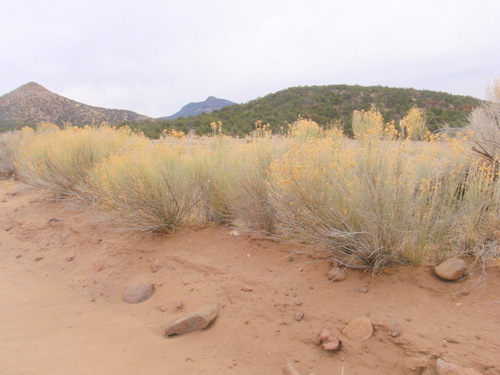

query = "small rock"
(342, 317), (373, 341)
(174, 300), (184, 311)
(436, 358), (482, 375)
(5, 225), (12, 232)
(320, 329), (341, 351)
(294, 311), (304, 321)
(164, 304), (219, 337)
(294, 300), (303, 306)
(327, 266), (346, 281)
(283, 362), (303, 375)
(360, 286), (369, 293)
(66, 255), (75, 262)
(48, 217), (63, 224)
(151, 260), (162, 273)
(434, 258), (467, 281)
(34, 256), (44, 262)
(90, 260), (105, 273)
(123, 284), (155, 304)
(389, 320), (401, 338)
(15, 254), (22, 259)
(230, 230), (240, 236)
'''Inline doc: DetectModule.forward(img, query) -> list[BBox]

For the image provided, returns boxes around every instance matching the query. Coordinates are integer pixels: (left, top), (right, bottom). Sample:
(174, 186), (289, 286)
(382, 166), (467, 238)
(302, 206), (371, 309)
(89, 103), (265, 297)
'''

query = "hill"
(0, 82), (150, 131)
(150, 85), (480, 137)
(159, 96), (236, 120)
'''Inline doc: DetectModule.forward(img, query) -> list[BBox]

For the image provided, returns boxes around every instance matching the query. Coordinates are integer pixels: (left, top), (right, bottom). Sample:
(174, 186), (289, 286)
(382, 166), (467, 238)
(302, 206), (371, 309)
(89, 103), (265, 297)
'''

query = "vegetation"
(127, 85), (479, 138)
(2, 82), (498, 272)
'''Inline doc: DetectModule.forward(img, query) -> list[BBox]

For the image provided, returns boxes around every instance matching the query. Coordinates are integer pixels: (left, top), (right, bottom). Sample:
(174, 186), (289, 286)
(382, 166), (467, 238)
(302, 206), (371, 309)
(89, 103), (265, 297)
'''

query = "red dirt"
(1, 180), (499, 375)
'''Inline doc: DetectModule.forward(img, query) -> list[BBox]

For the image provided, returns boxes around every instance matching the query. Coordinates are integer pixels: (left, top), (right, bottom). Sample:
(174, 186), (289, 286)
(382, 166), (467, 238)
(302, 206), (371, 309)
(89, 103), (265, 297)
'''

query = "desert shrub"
(89, 142), (195, 233)
(352, 105), (383, 140)
(402, 107), (428, 141)
(469, 79), (500, 164)
(267, 130), (495, 270)
(0, 127), (36, 179)
(16, 125), (146, 199)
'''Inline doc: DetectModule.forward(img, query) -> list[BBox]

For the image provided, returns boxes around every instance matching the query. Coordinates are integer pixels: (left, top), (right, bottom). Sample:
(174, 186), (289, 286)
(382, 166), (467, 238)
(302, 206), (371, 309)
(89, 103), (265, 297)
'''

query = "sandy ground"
(0, 180), (499, 375)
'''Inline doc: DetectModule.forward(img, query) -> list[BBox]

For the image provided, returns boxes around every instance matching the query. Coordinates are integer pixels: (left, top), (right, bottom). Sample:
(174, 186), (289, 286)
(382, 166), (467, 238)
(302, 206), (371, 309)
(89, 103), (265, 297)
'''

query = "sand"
(0, 180), (499, 375)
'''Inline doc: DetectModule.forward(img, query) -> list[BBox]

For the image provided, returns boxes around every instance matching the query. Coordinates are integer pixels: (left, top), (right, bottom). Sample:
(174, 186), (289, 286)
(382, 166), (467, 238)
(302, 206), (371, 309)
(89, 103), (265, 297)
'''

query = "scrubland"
(2, 83), (499, 272)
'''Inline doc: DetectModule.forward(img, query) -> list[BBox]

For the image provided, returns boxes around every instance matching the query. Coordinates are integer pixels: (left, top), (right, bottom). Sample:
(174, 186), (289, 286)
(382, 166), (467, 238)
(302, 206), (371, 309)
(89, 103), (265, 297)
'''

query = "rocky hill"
(159, 96), (236, 120)
(160, 85), (480, 136)
(0, 82), (150, 131)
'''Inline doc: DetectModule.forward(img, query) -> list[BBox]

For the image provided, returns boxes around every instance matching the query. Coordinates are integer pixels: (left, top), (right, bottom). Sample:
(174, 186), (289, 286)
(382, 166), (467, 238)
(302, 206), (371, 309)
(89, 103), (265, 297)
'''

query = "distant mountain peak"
(0, 82), (150, 130)
(159, 96), (236, 120)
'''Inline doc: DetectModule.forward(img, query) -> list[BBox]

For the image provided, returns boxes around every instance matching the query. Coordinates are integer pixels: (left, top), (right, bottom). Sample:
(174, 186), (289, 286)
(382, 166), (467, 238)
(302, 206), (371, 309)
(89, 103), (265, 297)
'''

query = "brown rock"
(164, 304), (219, 337)
(151, 260), (162, 273)
(436, 358), (482, 375)
(174, 300), (184, 311)
(320, 329), (341, 351)
(66, 255), (75, 262)
(342, 317), (373, 341)
(294, 311), (304, 321)
(283, 362), (303, 375)
(34, 256), (44, 262)
(123, 284), (155, 304)
(327, 267), (346, 281)
(434, 258), (467, 281)
(90, 260), (105, 273)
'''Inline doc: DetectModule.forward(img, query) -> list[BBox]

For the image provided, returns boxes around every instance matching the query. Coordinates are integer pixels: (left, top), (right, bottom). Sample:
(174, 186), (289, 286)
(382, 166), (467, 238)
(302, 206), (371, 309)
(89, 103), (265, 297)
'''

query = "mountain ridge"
(159, 96), (236, 120)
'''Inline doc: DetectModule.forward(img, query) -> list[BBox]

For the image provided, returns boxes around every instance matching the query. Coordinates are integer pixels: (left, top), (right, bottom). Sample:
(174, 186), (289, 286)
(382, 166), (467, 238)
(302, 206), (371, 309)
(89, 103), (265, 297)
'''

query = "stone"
(123, 284), (155, 304)
(282, 362), (303, 375)
(66, 255), (75, 262)
(434, 258), (467, 281)
(294, 311), (304, 321)
(34, 256), (44, 262)
(327, 267), (346, 281)
(320, 329), (341, 351)
(174, 300), (184, 311)
(294, 300), (303, 306)
(151, 260), (162, 273)
(342, 317), (373, 341)
(164, 304), (219, 337)
(90, 260), (105, 273)
(436, 358), (482, 375)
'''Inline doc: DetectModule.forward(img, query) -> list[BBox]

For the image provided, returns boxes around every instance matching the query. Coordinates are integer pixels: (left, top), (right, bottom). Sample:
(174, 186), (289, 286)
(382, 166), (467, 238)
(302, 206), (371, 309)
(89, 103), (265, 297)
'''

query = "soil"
(1, 180), (499, 375)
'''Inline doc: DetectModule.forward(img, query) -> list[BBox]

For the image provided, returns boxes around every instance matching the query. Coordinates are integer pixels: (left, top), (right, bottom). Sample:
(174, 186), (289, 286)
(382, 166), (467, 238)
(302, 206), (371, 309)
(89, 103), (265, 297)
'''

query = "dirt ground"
(0, 180), (499, 375)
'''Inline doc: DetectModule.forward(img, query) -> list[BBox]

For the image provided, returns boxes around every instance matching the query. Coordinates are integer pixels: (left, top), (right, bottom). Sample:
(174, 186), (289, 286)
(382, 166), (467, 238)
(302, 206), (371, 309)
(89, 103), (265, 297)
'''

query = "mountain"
(0, 82), (150, 131)
(159, 96), (236, 120)
(159, 85), (480, 136)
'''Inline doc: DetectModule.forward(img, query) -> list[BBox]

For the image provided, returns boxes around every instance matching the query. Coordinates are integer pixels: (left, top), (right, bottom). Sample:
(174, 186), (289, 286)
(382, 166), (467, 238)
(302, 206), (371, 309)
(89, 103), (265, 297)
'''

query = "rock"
(294, 300), (303, 306)
(66, 255), (75, 262)
(320, 329), (341, 351)
(342, 317), (373, 341)
(15, 254), (22, 258)
(123, 284), (155, 304)
(294, 311), (304, 321)
(389, 320), (401, 338)
(48, 217), (63, 224)
(283, 362), (303, 375)
(174, 300), (184, 311)
(90, 260), (105, 273)
(436, 358), (482, 375)
(34, 256), (44, 262)
(327, 267), (346, 281)
(151, 260), (162, 273)
(164, 304), (219, 337)
(360, 286), (369, 293)
(434, 258), (467, 281)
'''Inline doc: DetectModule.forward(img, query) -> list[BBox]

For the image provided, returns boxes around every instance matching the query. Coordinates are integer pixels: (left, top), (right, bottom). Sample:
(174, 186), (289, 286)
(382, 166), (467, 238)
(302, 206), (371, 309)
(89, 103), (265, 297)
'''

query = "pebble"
(283, 362), (303, 375)
(123, 284), (155, 304)
(342, 317), (373, 341)
(320, 329), (341, 351)
(294, 311), (304, 321)
(294, 300), (303, 306)
(15, 254), (22, 258)
(174, 300), (184, 311)
(66, 255), (75, 262)
(327, 266), (346, 281)
(434, 258), (467, 281)
(34, 256), (44, 262)
(165, 304), (219, 337)
(151, 260), (162, 273)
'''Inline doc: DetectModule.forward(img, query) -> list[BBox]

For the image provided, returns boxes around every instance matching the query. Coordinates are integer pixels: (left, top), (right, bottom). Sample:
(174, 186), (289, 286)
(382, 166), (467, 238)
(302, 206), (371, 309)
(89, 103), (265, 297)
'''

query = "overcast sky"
(1, 0), (499, 117)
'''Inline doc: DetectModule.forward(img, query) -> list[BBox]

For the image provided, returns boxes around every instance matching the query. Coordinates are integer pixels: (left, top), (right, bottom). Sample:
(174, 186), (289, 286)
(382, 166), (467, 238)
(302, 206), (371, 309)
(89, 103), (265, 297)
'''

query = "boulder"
(164, 304), (219, 337)
(342, 317), (373, 341)
(435, 258), (467, 281)
(123, 284), (155, 304)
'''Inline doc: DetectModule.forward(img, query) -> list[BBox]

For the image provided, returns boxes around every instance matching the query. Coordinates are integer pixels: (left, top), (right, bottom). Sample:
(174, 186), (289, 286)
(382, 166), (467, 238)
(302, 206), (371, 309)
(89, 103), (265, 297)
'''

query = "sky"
(1, 0), (499, 117)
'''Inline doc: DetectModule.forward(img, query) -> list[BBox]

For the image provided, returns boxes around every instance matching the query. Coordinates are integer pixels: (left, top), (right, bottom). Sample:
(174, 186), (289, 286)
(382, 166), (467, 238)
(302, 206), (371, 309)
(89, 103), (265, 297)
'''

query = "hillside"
(159, 96), (236, 120)
(153, 85), (480, 137)
(0, 82), (150, 131)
